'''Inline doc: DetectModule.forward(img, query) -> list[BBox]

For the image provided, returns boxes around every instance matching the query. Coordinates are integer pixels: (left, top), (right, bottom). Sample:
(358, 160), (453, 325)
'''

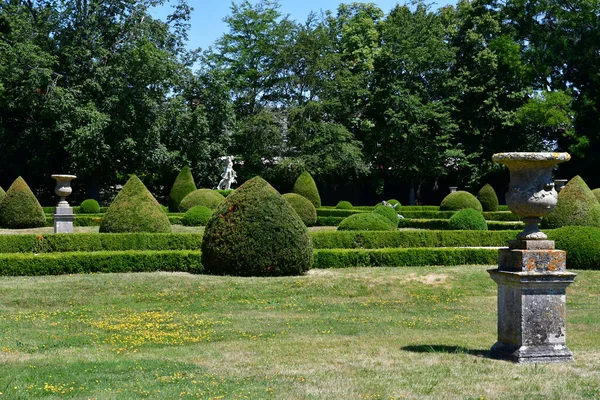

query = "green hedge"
(315, 216), (345, 226)
(310, 230), (516, 249)
(43, 206), (109, 214)
(397, 219), (523, 230)
(316, 209), (367, 217)
(0, 233), (203, 254)
(399, 211), (456, 219)
(482, 212), (521, 222)
(0, 250), (204, 276)
(313, 248), (498, 268)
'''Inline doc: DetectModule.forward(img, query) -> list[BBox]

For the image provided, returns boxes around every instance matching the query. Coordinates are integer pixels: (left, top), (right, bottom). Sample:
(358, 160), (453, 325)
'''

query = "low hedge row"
(315, 216), (345, 226)
(44, 215), (185, 226)
(43, 206), (109, 214)
(316, 209), (367, 217)
(0, 250), (204, 276)
(397, 219), (523, 230)
(310, 230), (516, 249)
(482, 212), (520, 222)
(0, 233), (203, 253)
(313, 247), (498, 268)
(400, 211), (456, 219)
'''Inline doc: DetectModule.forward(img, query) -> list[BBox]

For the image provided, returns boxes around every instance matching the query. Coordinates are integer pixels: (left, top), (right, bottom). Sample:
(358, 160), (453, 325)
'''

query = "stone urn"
(554, 179), (568, 193)
(449, 186), (458, 193)
(51, 174), (77, 207)
(492, 152), (570, 240)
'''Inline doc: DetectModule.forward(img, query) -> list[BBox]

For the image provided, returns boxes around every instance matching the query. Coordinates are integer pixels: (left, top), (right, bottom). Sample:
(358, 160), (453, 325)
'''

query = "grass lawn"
(0, 266), (598, 399)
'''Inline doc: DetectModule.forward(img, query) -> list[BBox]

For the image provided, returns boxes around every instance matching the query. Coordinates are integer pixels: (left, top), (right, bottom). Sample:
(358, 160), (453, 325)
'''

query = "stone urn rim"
(492, 152), (571, 167)
(51, 174), (77, 180)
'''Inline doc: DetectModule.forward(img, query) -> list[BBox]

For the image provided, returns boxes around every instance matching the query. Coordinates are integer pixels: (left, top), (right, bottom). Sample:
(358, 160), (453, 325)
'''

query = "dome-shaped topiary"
(283, 193), (317, 227)
(181, 206), (213, 226)
(168, 166), (197, 212)
(337, 213), (396, 231)
(373, 204), (398, 227)
(201, 176), (313, 277)
(449, 208), (488, 230)
(548, 226), (600, 270)
(292, 171), (321, 208)
(336, 200), (353, 209)
(592, 188), (600, 203)
(99, 175), (171, 233)
(0, 177), (46, 228)
(79, 199), (101, 214)
(477, 184), (499, 212)
(179, 189), (224, 212)
(541, 176), (600, 229)
(440, 191), (483, 212)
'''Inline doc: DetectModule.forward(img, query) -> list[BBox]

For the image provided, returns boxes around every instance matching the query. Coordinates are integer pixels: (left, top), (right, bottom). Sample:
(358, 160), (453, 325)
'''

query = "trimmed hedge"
(338, 213), (396, 231)
(313, 248), (498, 268)
(0, 176), (46, 228)
(292, 171), (321, 208)
(179, 189), (225, 212)
(79, 199), (101, 214)
(541, 175), (600, 229)
(315, 216), (344, 226)
(477, 184), (499, 212)
(317, 209), (366, 217)
(373, 204), (399, 227)
(181, 206), (213, 226)
(0, 186), (5, 203)
(0, 250), (204, 276)
(440, 191), (483, 212)
(593, 188), (600, 203)
(482, 212), (521, 222)
(216, 189), (234, 197)
(398, 219), (523, 230)
(399, 211), (456, 219)
(548, 226), (600, 270)
(449, 209), (488, 231)
(283, 193), (317, 227)
(336, 201), (353, 209)
(169, 166), (197, 212)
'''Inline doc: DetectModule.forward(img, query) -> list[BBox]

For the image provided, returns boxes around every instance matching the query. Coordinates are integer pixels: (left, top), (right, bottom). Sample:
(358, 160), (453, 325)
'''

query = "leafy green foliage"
(181, 206), (213, 227)
(449, 209), (488, 231)
(168, 166), (197, 212)
(440, 191), (483, 212)
(282, 193), (317, 227)
(0, 187), (5, 203)
(201, 176), (313, 276)
(99, 176), (171, 233)
(336, 201), (353, 209)
(592, 188), (600, 203)
(337, 213), (395, 231)
(541, 176), (600, 229)
(549, 226), (600, 270)
(373, 204), (399, 227)
(292, 172), (321, 208)
(79, 199), (101, 214)
(476, 184), (499, 212)
(179, 189), (225, 212)
(0, 177), (46, 228)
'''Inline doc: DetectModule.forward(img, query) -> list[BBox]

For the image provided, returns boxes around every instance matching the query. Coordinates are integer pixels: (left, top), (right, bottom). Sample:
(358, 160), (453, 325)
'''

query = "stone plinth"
(54, 205), (75, 234)
(488, 240), (576, 363)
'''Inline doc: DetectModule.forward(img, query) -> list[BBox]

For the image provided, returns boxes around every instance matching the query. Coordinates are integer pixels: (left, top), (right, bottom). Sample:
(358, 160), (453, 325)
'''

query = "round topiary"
(548, 226), (600, 270)
(387, 199), (401, 208)
(201, 176), (313, 276)
(179, 189), (225, 212)
(337, 213), (396, 231)
(373, 204), (399, 227)
(79, 199), (101, 214)
(541, 176), (600, 229)
(0, 177), (46, 229)
(592, 188), (600, 203)
(181, 206), (213, 226)
(292, 171), (321, 208)
(169, 166), (197, 212)
(283, 193), (317, 227)
(336, 200), (353, 209)
(99, 175), (171, 233)
(477, 184), (499, 212)
(440, 191), (483, 212)
(449, 208), (488, 230)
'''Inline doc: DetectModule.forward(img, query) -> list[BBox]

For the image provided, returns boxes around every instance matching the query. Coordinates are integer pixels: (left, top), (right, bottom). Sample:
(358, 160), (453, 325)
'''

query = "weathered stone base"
(490, 341), (574, 363)
(54, 206), (75, 234)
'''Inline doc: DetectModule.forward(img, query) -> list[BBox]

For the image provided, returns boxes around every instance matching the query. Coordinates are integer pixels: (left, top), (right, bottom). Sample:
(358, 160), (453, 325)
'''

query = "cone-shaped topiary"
(181, 205), (213, 226)
(477, 184), (499, 212)
(283, 193), (317, 226)
(337, 213), (396, 231)
(449, 209), (488, 230)
(201, 176), (313, 276)
(0, 177), (46, 228)
(592, 188), (600, 203)
(440, 191), (483, 212)
(168, 166), (196, 212)
(373, 204), (399, 227)
(292, 171), (321, 208)
(179, 189), (224, 212)
(541, 175), (600, 229)
(336, 200), (353, 209)
(79, 199), (101, 214)
(0, 186), (5, 203)
(99, 175), (171, 233)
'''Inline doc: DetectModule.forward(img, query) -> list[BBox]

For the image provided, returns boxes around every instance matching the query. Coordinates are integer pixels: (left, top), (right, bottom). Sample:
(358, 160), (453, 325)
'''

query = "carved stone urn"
(51, 174), (77, 207)
(51, 174), (77, 234)
(491, 152), (570, 240)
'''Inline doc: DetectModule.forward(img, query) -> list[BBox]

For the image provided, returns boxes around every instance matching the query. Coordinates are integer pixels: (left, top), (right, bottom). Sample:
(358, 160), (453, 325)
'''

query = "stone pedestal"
(488, 240), (576, 363)
(54, 205), (75, 233)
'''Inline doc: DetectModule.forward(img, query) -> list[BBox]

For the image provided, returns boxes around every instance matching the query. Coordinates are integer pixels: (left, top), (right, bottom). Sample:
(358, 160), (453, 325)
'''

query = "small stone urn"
(51, 174), (76, 233)
(449, 186), (458, 193)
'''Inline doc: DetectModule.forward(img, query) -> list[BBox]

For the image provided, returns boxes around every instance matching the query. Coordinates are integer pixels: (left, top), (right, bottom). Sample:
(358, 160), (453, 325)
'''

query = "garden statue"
(217, 156), (237, 190)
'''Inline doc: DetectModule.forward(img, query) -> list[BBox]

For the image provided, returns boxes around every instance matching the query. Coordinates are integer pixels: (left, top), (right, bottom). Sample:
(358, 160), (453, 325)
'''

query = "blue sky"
(150, 0), (457, 53)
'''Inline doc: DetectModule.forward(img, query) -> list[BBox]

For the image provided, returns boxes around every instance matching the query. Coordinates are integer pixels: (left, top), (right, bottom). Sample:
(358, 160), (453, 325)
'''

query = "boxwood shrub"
(79, 199), (101, 214)
(477, 184), (499, 212)
(283, 193), (317, 226)
(168, 166), (196, 212)
(292, 171), (321, 208)
(336, 200), (353, 209)
(0, 176), (46, 228)
(449, 209), (488, 230)
(548, 226), (600, 270)
(373, 204), (399, 227)
(440, 191), (483, 212)
(541, 175), (600, 229)
(338, 213), (395, 231)
(181, 206), (213, 226)
(179, 189), (225, 212)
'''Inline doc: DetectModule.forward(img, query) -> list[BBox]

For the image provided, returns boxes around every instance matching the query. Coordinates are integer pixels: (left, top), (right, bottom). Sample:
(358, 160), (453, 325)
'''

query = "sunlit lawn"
(0, 266), (598, 399)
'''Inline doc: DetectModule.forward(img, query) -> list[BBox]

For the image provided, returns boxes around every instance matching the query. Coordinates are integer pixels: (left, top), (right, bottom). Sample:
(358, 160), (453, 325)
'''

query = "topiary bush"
(99, 175), (171, 233)
(337, 213), (396, 231)
(548, 226), (600, 269)
(168, 166), (196, 212)
(336, 200), (353, 209)
(79, 199), (101, 214)
(592, 188), (600, 203)
(541, 175), (600, 229)
(181, 206), (213, 226)
(179, 189), (225, 212)
(283, 193), (317, 227)
(0, 187), (5, 203)
(477, 184), (499, 212)
(373, 204), (399, 228)
(387, 199), (401, 208)
(0, 177), (46, 228)
(449, 208), (488, 230)
(201, 176), (313, 276)
(292, 171), (321, 208)
(440, 190), (483, 212)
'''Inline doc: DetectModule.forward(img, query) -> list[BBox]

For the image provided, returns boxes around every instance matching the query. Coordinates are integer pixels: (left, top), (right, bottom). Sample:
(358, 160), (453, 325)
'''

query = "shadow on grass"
(402, 344), (490, 358)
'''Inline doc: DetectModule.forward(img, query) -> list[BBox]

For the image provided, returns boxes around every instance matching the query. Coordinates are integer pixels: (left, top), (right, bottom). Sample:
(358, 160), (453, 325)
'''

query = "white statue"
(217, 156), (237, 190)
